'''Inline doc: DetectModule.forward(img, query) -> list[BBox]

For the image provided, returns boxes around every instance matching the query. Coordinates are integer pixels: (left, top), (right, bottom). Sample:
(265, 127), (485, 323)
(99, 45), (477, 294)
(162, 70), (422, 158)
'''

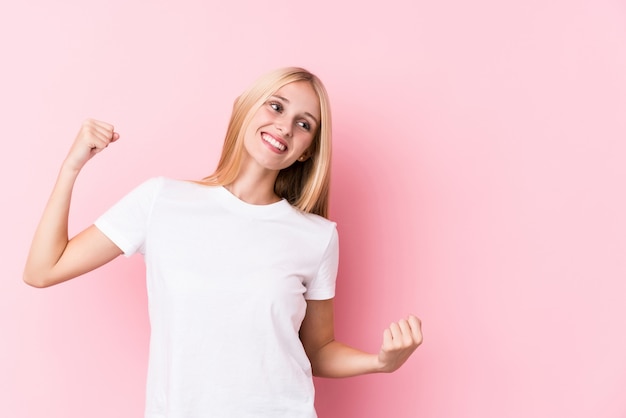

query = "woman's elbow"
(23, 274), (46, 288)
(23, 269), (56, 288)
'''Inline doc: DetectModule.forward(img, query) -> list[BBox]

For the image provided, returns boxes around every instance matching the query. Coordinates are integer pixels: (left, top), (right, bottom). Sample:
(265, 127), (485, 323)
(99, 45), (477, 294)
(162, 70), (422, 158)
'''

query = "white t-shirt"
(94, 177), (339, 418)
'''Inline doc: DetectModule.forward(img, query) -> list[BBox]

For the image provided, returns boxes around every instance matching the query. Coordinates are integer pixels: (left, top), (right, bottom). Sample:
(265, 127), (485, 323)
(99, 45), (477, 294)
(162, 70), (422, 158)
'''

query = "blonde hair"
(201, 67), (333, 218)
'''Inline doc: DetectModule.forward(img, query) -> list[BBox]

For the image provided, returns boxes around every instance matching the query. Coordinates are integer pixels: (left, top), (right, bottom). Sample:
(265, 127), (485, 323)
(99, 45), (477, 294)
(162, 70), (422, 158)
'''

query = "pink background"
(2, 0), (626, 417)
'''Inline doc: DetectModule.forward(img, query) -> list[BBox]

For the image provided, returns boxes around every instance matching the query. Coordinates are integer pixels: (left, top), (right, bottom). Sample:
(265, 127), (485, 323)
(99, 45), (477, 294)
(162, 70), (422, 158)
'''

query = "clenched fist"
(63, 119), (119, 171)
(376, 314), (423, 373)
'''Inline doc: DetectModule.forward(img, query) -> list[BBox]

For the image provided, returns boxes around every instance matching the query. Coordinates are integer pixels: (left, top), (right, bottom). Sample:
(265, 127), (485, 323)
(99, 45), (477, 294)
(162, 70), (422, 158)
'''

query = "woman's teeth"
(262, 133), (286, 151)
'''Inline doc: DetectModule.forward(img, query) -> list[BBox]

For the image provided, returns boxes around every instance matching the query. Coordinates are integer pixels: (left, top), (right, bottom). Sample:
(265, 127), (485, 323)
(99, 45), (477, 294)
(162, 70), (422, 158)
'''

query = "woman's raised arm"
(23, 119), (123, 288)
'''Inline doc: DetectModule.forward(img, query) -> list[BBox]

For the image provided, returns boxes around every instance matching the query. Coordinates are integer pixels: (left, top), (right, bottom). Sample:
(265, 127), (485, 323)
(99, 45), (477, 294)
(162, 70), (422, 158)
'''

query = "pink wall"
(2, 0), (625, 417)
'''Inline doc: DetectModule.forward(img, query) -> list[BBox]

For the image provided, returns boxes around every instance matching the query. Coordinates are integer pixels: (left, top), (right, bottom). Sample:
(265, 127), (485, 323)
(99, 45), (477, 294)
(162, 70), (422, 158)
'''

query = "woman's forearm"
(23, 164), (80, 287)
(305, 311), (423, 379)
(310, 340), (382, 378)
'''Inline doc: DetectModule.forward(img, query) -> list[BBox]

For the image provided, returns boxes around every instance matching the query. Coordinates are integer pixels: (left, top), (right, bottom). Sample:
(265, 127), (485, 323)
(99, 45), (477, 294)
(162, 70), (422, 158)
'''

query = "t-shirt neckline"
(215, 185), (292, 218)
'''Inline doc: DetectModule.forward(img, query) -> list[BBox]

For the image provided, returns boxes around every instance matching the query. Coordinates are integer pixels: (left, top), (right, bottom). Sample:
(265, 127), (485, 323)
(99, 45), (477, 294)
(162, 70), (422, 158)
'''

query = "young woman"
(24, 67), (422, 417)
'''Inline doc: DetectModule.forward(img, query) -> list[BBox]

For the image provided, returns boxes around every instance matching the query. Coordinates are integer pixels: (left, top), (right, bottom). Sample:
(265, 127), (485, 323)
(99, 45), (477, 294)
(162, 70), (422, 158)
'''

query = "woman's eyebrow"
(271, 95), (320, 126)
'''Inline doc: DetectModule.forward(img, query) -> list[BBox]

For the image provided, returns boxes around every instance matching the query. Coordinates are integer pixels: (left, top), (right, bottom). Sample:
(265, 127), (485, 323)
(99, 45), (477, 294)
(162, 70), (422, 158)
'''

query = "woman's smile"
(261, 132), (287, 152)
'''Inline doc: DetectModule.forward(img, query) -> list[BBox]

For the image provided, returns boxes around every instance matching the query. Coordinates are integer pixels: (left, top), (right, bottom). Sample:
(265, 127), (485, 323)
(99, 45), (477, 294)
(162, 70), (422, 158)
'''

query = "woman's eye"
(297, 121), (311, 131)
(269, 102), (282, 112)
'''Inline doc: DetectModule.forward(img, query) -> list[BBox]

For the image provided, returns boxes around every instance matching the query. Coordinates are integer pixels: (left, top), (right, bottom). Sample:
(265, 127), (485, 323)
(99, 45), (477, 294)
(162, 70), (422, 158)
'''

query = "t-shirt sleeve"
(94, 177), (163, 257)
(304, 225), (339, 300)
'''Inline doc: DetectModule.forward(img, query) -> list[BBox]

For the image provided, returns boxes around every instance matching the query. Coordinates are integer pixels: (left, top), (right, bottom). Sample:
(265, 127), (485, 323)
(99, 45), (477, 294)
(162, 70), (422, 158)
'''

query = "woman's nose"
(275, 119), (292, 137)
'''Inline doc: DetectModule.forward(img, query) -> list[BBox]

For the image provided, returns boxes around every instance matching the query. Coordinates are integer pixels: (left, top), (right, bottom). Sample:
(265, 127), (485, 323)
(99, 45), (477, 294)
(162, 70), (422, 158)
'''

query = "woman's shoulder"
(287, 205), (337, 237)
(144, 176), (219, 192)
(126, 177), (222, 203)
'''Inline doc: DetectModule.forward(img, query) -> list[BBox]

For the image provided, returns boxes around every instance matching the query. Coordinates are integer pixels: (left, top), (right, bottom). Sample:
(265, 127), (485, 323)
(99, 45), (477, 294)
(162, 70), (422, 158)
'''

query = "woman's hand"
(376, 314), (423, 373)
(63, 119), (119, 172)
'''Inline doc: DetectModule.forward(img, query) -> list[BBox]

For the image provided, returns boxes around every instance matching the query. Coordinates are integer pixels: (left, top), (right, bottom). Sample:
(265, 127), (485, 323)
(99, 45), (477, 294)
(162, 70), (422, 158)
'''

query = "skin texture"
(23, 81), (423, 380)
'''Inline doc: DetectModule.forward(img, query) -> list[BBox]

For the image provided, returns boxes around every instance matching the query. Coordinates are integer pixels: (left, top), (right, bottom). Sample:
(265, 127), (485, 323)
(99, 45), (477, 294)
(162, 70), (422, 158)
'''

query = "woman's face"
(242, 81), (320, 173)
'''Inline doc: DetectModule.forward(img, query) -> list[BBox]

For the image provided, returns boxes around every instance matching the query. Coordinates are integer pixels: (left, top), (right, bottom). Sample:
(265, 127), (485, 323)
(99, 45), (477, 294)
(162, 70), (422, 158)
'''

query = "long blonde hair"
(201, 67), (333, 218)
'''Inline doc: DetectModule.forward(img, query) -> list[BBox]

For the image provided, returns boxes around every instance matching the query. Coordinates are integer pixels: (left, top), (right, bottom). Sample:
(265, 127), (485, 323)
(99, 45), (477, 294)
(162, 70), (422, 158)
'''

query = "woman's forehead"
(272, 81), (321, 121)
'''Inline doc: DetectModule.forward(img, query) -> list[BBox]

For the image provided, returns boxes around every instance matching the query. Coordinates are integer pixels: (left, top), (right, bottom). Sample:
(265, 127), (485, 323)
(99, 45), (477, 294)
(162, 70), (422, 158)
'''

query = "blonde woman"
(24, 67), (422, 417)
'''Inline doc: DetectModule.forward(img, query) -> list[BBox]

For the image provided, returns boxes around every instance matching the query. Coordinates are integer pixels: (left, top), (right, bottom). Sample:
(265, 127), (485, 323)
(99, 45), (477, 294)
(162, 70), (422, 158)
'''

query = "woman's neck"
(225, 165), (281, 205)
